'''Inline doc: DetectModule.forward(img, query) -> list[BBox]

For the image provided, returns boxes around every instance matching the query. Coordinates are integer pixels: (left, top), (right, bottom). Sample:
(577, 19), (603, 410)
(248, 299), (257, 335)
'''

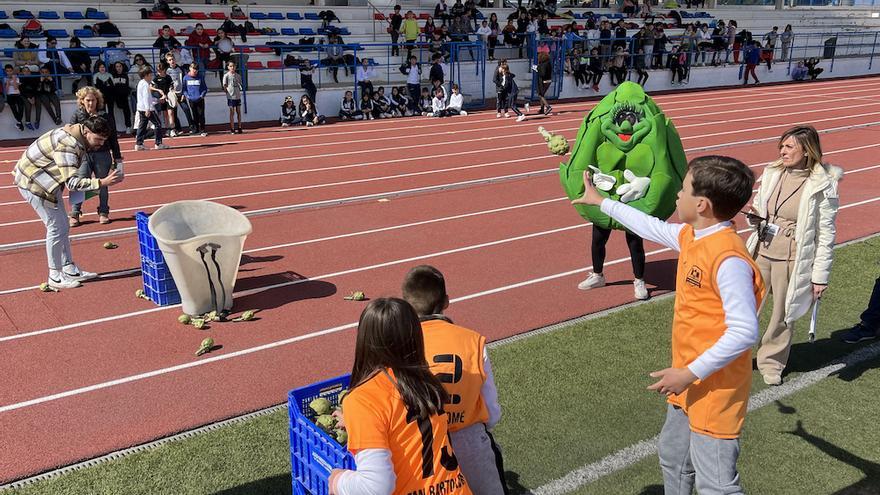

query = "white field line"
(2, 135), (879, 254)
(0, 195), (877, 413)
(1, 79), (878, 178)
(1, 97), (875, 206)
(531, 338), (880, 495)
(0, 197), (568, 296)
(0, 76), (874, 160)
(4, 113), (880, 230)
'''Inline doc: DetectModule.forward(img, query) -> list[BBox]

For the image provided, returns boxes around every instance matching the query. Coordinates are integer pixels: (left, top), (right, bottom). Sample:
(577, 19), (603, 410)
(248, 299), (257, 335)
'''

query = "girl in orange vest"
(330, 298), (472, 495)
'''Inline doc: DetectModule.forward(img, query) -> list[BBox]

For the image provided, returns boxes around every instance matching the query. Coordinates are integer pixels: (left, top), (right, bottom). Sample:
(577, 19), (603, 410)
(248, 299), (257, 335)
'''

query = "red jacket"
(187, 31), (212, 65)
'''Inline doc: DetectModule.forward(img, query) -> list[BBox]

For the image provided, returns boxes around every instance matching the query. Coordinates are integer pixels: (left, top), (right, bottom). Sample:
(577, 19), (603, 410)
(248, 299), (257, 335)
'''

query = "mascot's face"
(599, 101), (653, 153)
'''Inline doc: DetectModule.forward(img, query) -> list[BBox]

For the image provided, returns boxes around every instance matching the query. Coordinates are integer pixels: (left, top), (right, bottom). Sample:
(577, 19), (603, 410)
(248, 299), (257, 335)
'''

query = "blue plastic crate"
(140, 257), (174, 281)
(143, 284), (181, 306)
(288, 374), (355, 495)
(143, 270), (178, 293)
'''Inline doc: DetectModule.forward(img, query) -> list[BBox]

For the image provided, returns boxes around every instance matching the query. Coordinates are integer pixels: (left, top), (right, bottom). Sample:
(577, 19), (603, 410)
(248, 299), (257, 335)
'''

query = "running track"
(1, 78), (880, 483)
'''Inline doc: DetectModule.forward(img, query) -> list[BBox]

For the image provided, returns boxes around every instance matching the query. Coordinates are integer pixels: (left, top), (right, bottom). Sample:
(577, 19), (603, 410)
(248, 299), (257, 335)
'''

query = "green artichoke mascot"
(549, 82), (688, 298)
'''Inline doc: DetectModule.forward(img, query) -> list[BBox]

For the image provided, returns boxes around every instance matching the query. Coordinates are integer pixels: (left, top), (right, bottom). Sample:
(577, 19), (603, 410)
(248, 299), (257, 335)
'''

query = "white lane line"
(531, 338), (880, 495)
(1, 80), (877, 181)
(0, 76), (874, 159)
(0, 197), (568, 296)
(3, 98), (875, 206)
(4, 114), (880, 230)
(1, 195), (877, 413)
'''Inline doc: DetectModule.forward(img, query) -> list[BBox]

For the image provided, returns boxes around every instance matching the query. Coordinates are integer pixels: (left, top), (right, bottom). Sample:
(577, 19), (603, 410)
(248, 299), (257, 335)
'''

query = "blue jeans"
(20, 188), (73, 271)
(861, 276), (880, 329)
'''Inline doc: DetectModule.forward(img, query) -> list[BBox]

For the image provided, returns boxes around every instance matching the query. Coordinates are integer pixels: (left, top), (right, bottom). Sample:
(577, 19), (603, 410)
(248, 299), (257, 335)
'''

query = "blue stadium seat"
(299, 27), (315, 35)
(304, 12), (320, 20)
(74, 29), (94, 38)
(267, 12), (284, 20)
(0, 11), (7, 20)
(3, 48), (13, 57)
(0, 29), (18, 38)
(38, 11), (60, 20)
(101, 31), (120, 38)
(85, 11), (108, 20)
(45, 29), (69, 38)
(86, 47), (101, 56)
(64, 11), (85, 20)
(250, 12), (267, 20)
(281, 28), (297, 36)
(338, 27), (350, 35)
(287, 12), (302, 20)
(14, 10), (34, 19)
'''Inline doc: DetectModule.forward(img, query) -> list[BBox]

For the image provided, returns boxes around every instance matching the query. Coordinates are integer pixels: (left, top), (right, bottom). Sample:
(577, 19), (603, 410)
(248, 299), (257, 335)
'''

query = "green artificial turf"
(9, 238), (879, 495)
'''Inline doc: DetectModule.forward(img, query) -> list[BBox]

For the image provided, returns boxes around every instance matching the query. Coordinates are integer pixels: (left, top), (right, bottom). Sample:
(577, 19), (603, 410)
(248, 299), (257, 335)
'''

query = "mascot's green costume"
(559, 81), (687, 228)
(541, 82), (687, 297)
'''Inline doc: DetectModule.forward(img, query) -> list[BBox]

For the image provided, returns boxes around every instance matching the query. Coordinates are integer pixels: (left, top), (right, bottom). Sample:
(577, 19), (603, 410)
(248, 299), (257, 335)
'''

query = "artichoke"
(310, 398), (332, 416)
(195, 337), (214, 356)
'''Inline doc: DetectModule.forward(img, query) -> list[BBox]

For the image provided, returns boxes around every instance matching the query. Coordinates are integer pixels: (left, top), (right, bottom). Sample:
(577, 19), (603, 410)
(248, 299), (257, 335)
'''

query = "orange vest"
(668, 225), (766, 439)
(343, 371), (472, 495)
(421, 318), (489, 433)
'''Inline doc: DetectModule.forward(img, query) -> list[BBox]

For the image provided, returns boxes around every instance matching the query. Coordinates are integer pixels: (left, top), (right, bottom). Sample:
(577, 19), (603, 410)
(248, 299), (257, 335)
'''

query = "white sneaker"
(134, 144), (145, 151)
(496, 112), (502, 118)
(169, 130), (178, 137)
(460, 110), (468, 116)
(516, 114), (526, 122)
(281, 122), (290, 127)
(577, 273), (606, 290)
(504, 112), (510, 118)
(62, 264), (98, 282)
(633, 279), (649, 300)
(48, 273), (81, 290)
(200, 132), (208, 137)
(155, 143), (170, 150)
(524, 103), (530, 113)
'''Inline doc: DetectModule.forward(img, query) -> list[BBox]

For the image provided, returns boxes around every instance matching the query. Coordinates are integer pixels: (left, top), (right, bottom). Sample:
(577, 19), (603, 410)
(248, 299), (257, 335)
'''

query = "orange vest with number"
(421, 317), (489, 433)
(668, 225), (765, 439)
(343, 370), (472, 495)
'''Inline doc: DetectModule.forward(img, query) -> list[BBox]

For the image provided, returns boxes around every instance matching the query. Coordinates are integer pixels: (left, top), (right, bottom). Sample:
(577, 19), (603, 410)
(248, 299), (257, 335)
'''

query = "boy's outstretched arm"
(571, 171), (684, 251)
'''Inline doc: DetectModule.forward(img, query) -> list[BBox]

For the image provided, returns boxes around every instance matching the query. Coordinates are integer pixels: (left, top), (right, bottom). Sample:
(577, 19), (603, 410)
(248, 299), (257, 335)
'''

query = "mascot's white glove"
(617, 169), (651, 203)
(588, 165), (616, 192)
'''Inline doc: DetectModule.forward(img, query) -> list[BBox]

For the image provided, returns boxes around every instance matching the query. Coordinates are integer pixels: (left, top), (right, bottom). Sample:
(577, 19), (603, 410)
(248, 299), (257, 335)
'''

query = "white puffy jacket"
(746, 163), (843, 325)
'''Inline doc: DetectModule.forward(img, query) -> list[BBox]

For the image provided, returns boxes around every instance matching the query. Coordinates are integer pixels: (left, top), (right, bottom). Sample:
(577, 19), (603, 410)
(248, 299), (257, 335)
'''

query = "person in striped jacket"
(12, 117), (124, 289)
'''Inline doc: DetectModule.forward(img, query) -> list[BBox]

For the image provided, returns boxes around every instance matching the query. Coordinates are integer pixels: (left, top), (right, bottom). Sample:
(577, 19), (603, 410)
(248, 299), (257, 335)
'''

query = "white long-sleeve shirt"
(432, 95), (447, 113)
(356, 66), (377, 82)
(37, 42), (73, 70)
(600, 199), (759, 380)
(136, 79), (156, 112)
(448, 92), (464, 111)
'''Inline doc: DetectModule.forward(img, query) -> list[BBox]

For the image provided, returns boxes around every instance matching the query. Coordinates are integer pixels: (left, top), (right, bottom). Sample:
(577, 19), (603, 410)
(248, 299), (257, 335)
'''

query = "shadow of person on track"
(643, 258), (678, 295)
(504, 470), (531, 495)
(232, 271), (337, 311)
(211, 473), (292, 495)
(637, 485), (664, 495)
(786, 419), (880, 495)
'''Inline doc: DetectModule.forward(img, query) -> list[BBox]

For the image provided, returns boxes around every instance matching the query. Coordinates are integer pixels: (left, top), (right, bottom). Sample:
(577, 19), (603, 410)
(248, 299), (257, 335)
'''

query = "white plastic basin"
(148, 201), (253, 316)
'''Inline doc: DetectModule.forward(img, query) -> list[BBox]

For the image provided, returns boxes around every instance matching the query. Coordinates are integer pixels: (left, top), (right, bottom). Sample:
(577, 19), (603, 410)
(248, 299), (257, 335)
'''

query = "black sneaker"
(15, 122), (24, 131)
(841, 323), (877, 344)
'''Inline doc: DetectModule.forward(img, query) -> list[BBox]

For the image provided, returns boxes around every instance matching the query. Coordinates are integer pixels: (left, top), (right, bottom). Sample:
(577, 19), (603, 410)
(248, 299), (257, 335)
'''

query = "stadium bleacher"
(1, 1), (880, 137)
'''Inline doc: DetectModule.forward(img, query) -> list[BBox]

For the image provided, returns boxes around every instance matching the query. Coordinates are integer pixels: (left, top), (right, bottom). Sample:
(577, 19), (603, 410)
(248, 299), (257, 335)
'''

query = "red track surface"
(2, 78), (880, 483)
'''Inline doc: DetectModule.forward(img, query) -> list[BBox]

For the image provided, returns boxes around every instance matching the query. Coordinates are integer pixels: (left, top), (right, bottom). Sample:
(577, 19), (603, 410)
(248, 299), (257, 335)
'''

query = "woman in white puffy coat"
(746, 125), (842, 386)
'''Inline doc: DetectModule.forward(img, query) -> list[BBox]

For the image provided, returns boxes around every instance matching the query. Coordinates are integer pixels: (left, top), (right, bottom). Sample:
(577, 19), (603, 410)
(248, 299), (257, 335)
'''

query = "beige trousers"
(756, 255), (796, 375)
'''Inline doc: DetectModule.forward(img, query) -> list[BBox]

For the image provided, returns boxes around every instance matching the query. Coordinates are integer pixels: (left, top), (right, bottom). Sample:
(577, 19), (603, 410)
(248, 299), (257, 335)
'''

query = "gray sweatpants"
(449, 423), (508, 495)
(20, 188), (73, 271)
(658, 405), (743, 495)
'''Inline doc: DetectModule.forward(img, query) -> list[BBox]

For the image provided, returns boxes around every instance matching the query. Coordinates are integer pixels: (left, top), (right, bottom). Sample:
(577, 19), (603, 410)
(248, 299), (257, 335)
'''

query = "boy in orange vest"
(402, 266), (507, 495)
(574, 156), (765, 494)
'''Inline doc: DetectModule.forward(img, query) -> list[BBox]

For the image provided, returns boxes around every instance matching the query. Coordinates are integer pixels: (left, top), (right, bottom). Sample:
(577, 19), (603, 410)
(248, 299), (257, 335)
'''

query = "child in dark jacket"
(110, 61), (132, 130)
(339, 91), (363, 120)
(389, 86), (408, 117)
(36, 66), (63, 125)
(419, 87), (433, 116)
(19, 67), (40, 129)
(359, 91), (375, 120)
(280, 95), (298, 126)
